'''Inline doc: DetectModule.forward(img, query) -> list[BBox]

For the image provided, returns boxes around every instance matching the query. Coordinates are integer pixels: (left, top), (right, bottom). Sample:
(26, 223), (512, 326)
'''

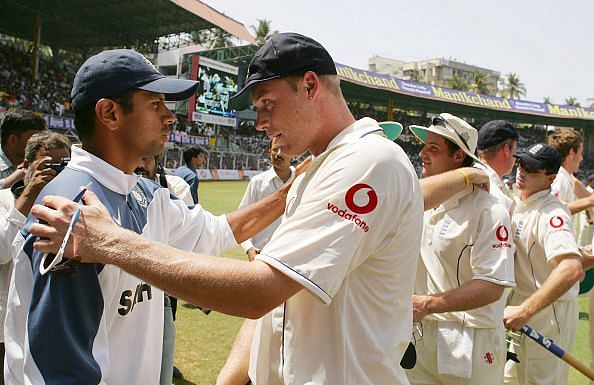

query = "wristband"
(457, 169), (470, 188)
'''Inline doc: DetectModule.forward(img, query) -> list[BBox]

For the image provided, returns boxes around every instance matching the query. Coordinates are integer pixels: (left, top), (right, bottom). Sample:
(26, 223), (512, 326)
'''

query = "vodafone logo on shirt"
(327, 184), (378, 232)
(492, 224), (512, 249)
(548, 215), (570, 234)
(549, 216), (564, 228)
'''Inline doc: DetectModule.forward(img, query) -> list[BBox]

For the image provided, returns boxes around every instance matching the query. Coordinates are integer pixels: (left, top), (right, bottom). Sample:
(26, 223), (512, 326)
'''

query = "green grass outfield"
(173, 180), (592, 385)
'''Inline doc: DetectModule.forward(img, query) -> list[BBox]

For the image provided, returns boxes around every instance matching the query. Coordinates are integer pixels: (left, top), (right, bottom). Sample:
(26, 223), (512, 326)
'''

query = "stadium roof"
(0, 0), (256, 50)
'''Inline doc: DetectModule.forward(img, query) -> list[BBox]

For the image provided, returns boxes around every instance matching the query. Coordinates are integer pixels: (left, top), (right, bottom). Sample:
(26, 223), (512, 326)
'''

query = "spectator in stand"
(0, 109), (47, 189)
(238, 139), (294, 261)
(0, 131), (70, 385)
(173, 147), (206, 204)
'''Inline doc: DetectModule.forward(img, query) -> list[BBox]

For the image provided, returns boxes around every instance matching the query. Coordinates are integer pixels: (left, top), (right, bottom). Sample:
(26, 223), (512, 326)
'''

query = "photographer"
(0, 131), (70, 384)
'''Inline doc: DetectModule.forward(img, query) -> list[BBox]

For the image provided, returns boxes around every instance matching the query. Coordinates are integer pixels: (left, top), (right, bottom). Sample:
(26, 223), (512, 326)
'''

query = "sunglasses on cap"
(431, 115), (469, 148)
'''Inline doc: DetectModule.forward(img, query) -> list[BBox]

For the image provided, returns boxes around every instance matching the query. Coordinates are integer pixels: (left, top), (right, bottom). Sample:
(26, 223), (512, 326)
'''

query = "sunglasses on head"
(431, 115), (469, 148)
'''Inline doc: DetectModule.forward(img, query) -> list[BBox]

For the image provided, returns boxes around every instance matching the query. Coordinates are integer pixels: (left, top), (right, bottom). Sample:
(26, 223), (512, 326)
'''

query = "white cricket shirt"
(250, 118), (424, 385)
(511, 189), (581, 301)
(417, 188), (515, 328)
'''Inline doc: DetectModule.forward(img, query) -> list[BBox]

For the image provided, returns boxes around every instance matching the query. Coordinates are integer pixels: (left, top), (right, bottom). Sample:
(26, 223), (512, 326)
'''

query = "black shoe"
(173, 366), (183, 379)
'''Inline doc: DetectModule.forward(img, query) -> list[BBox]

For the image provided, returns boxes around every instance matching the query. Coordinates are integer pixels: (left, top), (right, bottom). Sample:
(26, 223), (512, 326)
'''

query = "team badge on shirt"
(131, 186), (148, 208)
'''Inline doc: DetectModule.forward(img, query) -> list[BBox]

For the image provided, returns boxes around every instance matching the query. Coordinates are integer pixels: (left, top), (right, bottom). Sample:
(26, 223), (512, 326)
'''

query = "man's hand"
(246, 247), (261, 262)
(2, 166), (26, 189)
(503, 305), (531, 332)
(15, 156), (56, 216)
(462, 167), (490, 191)
(29, 190), (117, 263)
(412, 294), (432, 323)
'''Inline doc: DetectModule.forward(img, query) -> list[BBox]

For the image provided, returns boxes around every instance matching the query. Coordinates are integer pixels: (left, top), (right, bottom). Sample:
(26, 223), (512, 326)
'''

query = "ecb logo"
(345, 184), (378, 214)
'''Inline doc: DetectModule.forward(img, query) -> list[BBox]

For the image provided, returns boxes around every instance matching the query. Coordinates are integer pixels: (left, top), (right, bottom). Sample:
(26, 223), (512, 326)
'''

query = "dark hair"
(446, 139), (474, 167)
(24, 132), (71, 164)
(0, 109), (47, 146)
(73, 89), (136, 141)
(182, 147), (206, 164)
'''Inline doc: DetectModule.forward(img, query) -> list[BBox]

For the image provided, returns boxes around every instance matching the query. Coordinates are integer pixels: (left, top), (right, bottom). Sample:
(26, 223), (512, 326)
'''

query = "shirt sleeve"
(257, 140), (417, 304)
(470, 196), (515, 287)
(165, 175), (194, 206)
(0, 193), (25, 264)
(539, 204), (580, 265)
(238, 178), (259, 252)
(145, 188), (237, 256)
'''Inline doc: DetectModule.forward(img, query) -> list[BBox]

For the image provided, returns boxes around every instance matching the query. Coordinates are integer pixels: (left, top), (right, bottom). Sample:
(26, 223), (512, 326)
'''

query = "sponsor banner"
(216, 169), (240, 180)
(242, 170), (261, 179)
(192, 111), (236, 127)
(168, 130), (209, 146)
(197, 169), (212, 180)
(335, 63), (594, 121)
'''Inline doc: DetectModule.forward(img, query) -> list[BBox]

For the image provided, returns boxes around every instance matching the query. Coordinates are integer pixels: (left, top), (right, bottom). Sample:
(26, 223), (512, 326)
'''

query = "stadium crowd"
(2, 33), (594, 385)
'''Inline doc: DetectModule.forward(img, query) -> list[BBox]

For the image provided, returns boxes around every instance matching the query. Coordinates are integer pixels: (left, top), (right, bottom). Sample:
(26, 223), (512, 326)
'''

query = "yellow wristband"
(457, 169), (470, 188)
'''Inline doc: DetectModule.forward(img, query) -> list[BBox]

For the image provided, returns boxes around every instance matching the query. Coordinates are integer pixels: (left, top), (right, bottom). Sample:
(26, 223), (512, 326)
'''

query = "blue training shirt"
(5, 146), (237, 385)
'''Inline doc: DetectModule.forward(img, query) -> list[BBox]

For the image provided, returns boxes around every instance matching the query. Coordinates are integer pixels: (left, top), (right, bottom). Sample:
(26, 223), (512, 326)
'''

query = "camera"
(44, 158), (70, 173)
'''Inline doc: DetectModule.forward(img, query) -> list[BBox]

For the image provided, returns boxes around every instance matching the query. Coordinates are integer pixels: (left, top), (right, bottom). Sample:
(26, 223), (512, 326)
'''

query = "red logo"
(496, 225), (509, 242)
(549, 216), (564, 228)
(345, 184), (378, 214)
(484, 352), (494, 365)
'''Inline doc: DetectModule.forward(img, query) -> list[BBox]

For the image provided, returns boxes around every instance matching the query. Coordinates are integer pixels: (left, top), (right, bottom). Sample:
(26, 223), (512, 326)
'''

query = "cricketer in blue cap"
(4, 48), (278, 385)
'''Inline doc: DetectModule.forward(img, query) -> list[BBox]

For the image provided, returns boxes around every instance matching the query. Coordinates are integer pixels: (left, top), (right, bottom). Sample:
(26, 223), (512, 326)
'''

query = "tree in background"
(447, 75), (470, 91)
(502, 73), (526, 100)
(543, 96), (553, 105)
(191, 28), (233, 49)
(409, 70), (423, 83)
(564, 96), (580, 106)
(471, 71), (492, 95)
(250, 19), (277, 45)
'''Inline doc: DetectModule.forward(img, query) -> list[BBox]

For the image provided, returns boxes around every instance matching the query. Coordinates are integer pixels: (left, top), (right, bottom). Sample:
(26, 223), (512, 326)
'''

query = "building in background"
(368, 55), (500, 96)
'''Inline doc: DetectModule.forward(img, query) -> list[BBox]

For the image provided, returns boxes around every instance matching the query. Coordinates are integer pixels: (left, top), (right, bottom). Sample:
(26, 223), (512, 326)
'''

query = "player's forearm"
(226, 183), (289, 243)
(421, 167), (487, 211)
(216, 319), (256, 385)
(519, 257), (583, 319)
(419, 279), (505, 316)
(566, 196), (594, 215)
(94, 228), (300, 318)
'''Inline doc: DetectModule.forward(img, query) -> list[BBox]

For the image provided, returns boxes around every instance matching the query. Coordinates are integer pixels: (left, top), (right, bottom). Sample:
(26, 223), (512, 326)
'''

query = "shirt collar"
(519, 188), (551, 204)
(322, 117), (383, 155)
(0, 147), (13, 172)
(558, 166), (571, 179)
(67, 146), (140, 195)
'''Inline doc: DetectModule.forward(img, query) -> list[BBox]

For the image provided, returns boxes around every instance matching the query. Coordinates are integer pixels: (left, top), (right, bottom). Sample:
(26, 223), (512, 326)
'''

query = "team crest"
(131, 186), (148, 208)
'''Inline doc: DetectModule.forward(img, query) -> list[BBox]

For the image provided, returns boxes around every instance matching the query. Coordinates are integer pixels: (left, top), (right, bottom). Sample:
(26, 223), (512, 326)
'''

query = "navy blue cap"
(588, 174), (594, 183)
(514, 143), (561, 173)
(230, 33), (337, 111)
(477, 120), (519, 149)
(71, 49), (199, 113)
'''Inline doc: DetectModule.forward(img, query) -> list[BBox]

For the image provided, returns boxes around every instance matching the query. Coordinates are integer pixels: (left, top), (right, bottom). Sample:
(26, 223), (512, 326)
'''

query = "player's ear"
(302, 71), (319, 100)
(95, 98), (121, 132)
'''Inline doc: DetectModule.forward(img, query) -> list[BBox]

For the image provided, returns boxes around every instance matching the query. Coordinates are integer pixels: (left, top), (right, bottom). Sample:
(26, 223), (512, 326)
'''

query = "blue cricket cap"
(71, 49), (199, 113)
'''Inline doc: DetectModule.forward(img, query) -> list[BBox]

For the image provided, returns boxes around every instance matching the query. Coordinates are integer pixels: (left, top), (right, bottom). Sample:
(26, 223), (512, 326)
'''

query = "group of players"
(0, 31), (593, 385)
